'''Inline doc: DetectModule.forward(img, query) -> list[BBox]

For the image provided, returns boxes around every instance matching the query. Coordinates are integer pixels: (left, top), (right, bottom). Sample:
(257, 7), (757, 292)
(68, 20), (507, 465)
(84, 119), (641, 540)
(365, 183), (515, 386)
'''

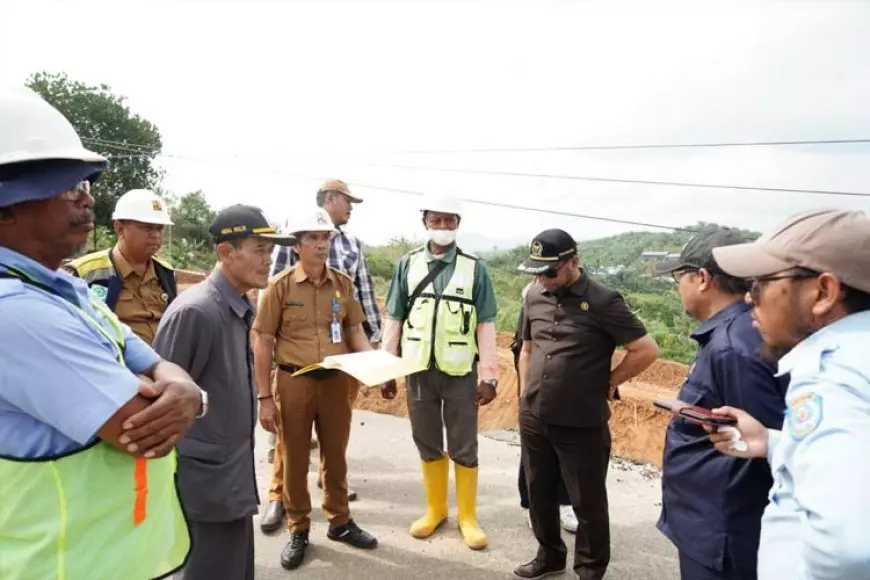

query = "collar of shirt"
(424, 243), (458, 263)
(0, 246), (89, 306)
(293, 263), (338, 286)
(776, 310), (870, 377)
(208, 267), (253, 320)
(691, 299), (750, 345)
(542, 270), (589, 297)
(112, 246), (156, 281)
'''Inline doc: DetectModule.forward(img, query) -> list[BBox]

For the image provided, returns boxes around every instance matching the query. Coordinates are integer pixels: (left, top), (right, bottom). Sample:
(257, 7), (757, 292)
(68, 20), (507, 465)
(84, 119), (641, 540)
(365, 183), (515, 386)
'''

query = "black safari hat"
(209, 204), (297, 245)
(518, 228), (578, 274)
(655, 227), (747, 275)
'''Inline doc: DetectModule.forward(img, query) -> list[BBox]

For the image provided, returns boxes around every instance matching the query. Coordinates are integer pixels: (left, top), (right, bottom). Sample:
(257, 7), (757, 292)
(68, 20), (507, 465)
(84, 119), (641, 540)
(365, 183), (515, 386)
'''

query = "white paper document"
(291, 350), (427, 387)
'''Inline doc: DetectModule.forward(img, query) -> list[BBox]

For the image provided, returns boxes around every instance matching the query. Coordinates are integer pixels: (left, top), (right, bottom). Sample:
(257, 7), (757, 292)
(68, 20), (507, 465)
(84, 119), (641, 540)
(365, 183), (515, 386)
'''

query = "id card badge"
(330, 319), (342, 343)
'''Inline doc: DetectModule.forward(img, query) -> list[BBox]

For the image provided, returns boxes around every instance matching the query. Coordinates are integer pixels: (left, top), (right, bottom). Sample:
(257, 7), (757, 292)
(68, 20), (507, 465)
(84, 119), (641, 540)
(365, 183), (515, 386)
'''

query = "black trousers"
(181, 517), (255, 580)
(518, 454), (570, 508)
(520, 406), (611, 580)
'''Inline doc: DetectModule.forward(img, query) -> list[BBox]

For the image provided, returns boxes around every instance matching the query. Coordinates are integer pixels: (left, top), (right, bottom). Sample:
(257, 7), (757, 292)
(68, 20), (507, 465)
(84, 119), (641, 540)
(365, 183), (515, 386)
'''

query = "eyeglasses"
(748, 269), (818, 302)
(59, 181), (92, 203)
(671, 268), (699, 283)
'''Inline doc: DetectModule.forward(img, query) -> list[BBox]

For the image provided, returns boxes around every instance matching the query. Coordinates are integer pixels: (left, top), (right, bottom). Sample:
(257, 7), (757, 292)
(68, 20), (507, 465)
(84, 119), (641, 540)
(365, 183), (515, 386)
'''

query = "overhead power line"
(367, 163), (870, 198)
(368, 138), (870, 155)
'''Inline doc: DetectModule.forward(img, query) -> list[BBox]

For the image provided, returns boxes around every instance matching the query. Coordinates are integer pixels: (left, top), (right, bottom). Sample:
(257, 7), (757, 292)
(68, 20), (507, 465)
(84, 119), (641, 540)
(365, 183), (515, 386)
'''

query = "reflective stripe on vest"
(0, 266), (191, 580)
(401, 251), (478, 376)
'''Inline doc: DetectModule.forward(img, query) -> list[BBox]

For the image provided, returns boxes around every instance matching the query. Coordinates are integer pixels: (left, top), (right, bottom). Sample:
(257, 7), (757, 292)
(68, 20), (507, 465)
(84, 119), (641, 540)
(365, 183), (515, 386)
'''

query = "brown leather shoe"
(260, 500), (285, 533)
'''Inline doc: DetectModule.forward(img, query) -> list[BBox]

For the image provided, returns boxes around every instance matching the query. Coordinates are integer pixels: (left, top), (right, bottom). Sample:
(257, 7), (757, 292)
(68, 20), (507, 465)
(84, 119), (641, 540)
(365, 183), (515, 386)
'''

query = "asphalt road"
(246, 410), (678, 579)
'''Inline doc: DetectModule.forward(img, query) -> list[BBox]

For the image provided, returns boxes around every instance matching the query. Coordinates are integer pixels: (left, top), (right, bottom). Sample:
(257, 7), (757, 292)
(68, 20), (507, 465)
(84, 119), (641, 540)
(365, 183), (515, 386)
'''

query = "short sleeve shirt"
(253, 265), (364, 367)
(521, 273), (648, 427)
(112, 251), (169, 344)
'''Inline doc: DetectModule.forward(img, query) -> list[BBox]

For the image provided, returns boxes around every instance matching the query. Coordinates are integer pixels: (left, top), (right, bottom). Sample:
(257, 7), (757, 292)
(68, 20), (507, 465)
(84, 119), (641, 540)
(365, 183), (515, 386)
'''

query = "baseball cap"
(517, 228), (578, 274)
(209, 204), (297, 245)
(654, 227), (748, 275)
(712, 208), (870, 293)
(318, 178), (362, 203)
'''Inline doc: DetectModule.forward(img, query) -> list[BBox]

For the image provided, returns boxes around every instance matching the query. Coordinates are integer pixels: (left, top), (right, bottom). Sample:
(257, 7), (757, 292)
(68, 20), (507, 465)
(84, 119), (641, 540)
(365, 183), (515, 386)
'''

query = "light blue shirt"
(0, 247), (160, 459)
(759, 310), (870, 580)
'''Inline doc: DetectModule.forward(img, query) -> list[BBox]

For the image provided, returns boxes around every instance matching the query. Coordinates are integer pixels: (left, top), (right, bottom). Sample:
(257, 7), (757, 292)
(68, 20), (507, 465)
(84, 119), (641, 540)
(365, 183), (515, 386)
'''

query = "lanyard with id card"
(330, 291), (342, 344)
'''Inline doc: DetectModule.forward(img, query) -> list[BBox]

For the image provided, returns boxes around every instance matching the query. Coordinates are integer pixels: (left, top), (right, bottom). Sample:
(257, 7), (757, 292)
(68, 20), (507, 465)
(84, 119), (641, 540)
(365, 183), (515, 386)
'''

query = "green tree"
(162, 191), (216, 271)
(26, 71), (164, 229)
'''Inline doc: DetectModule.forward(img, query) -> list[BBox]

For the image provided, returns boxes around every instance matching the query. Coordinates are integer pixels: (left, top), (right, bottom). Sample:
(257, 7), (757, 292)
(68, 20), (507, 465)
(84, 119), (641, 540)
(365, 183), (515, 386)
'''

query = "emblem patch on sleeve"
(788, 392), (823, 440)
(89, 285), (108, 303)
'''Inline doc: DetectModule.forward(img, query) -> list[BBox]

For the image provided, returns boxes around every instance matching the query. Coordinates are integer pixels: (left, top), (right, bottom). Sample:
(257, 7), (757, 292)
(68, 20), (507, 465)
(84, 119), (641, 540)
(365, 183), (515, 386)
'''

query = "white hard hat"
(112, 189), (174, 225)
(0, 86), (106, 167)
(288, 207), (336, 236)
(420, 193), (462, 216)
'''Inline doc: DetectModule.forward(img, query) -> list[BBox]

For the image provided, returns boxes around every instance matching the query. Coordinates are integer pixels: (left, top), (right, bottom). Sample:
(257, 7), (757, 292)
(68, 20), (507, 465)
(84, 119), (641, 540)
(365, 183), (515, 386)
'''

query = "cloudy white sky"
(4, 0), (870, 249)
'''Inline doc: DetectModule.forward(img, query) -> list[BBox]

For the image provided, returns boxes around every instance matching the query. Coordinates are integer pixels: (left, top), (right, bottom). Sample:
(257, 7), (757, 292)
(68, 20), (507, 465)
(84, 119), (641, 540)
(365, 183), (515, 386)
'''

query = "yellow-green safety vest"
(0, 266), (191, 580)
(401, 250), (479, 376)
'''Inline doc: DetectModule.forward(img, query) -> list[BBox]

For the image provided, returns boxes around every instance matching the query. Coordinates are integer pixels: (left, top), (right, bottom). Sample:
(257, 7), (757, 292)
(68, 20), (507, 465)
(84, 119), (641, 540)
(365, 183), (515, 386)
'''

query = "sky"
(3, 0), (870, 250)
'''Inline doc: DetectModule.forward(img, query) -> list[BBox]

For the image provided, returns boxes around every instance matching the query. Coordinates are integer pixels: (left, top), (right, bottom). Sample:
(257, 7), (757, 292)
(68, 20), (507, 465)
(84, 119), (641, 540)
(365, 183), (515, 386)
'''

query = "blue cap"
(0, 159), (107, 209)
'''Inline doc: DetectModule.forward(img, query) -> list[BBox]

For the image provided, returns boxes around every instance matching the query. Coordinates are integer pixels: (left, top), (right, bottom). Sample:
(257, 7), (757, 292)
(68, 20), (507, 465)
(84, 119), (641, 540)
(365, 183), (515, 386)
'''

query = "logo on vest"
(89, 285), (108, 302)
(160, 292), (169, 304)
(580, 301), (589, 311)
(455, 288), (465, 295)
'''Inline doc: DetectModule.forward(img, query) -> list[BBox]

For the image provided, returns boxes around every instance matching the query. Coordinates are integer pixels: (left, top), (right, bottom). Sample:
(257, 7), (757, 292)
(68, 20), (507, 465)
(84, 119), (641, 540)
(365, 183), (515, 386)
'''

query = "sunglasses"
(540, 260), (570, 278)
(748, 269), (818, 302)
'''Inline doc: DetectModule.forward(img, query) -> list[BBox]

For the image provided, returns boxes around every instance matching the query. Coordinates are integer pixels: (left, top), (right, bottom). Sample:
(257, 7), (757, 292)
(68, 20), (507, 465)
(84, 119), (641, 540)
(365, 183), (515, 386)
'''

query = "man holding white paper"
(252, 207), (382, 571)
(381, 193), (500, 551)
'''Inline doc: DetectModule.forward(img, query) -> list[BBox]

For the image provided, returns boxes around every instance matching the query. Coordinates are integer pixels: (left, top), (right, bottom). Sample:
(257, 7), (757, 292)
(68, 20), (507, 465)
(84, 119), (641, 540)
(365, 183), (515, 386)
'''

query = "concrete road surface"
(248, 410), (678, 579)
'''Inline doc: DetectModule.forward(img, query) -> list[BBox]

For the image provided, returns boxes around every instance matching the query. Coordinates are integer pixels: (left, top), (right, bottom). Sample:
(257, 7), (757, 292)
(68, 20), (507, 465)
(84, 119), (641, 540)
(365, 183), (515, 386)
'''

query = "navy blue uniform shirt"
(657, 300), (789, 575)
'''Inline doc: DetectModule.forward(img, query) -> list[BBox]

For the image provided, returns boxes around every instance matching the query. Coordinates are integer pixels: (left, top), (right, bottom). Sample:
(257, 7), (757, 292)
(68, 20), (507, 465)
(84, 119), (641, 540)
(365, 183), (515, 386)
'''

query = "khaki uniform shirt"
(253, 264), (364, 367)
(112, 249), (169, 344)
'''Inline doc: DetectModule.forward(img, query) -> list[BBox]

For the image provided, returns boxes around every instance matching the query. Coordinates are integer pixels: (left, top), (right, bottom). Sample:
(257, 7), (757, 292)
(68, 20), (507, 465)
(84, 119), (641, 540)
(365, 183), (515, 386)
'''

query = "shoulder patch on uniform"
(89, 284), (109, 303)
(787, 392), (823, 440)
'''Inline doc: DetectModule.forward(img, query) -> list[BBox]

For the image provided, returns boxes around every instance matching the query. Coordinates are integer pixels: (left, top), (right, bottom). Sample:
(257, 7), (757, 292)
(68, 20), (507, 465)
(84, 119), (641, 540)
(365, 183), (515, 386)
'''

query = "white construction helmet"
(0, 86), (106, 167)
(288, 207), (336, 236)
(112, 189), (174, 225)
(420, 193), (462, 217)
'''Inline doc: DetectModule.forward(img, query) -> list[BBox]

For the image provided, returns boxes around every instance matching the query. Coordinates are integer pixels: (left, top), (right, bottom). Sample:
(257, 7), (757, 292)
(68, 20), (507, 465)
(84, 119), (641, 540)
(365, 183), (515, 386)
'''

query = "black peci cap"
(209, 204), (297, 245)
(517, 228), (578, 274)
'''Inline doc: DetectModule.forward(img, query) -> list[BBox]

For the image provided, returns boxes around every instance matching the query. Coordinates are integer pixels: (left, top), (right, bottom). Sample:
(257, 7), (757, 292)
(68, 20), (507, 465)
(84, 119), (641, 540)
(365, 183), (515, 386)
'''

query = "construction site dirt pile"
(178, 274), (686, 467)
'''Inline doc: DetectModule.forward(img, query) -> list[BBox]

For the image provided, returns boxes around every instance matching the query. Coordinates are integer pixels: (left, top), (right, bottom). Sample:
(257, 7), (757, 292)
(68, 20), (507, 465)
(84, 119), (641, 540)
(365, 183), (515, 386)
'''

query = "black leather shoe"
(260, 500), (285, 533)
(327, 520), (378, 549)
(280, 531), (309, 570)
(513, 558), (566, 579)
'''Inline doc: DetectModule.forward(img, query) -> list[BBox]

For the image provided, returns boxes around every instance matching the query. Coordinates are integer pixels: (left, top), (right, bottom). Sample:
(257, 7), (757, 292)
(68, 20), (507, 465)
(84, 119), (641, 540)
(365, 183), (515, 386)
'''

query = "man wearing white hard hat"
(65, 188), (176, 344)
(0, 87), (202, 578)
(381, 193), (500, 550)
(253, 207), (381, 570)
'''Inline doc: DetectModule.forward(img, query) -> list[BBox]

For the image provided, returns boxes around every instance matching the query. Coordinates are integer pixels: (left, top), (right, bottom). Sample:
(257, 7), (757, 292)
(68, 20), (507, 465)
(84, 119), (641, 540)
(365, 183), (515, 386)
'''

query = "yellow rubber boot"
(454, 463), (487, 550)
(409, 456), (449, 539)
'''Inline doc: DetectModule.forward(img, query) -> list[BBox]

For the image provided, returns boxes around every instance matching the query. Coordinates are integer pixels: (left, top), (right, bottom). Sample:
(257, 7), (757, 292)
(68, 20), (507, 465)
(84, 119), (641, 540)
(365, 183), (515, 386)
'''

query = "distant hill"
(484, 221), (761, 272)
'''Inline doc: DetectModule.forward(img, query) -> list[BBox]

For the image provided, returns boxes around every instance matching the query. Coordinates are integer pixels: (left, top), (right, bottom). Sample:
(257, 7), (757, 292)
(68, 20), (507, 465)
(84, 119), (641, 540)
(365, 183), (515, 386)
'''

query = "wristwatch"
(483, 379), (498, 389)
(196, 388), (209, 419)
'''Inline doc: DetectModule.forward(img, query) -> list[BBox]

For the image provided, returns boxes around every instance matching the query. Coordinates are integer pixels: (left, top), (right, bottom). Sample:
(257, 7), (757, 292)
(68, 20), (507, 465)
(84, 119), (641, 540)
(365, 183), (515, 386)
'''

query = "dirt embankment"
(177, 272), (686, 467)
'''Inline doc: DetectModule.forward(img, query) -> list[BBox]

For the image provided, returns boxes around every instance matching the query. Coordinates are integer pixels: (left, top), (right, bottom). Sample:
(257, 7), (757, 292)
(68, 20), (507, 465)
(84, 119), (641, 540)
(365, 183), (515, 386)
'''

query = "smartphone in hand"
(653, 399), (738, 427)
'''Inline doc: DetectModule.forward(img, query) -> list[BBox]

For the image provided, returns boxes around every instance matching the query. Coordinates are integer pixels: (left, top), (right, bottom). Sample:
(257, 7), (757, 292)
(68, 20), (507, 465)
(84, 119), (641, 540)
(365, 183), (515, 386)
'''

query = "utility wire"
(367, 163), (870, 198)
(366, 138), (870, 155)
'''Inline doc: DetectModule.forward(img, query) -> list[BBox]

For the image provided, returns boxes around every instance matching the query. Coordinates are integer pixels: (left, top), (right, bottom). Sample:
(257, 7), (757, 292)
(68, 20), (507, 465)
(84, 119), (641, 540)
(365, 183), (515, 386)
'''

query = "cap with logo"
(654, 227), (747, 275)
(209, 204), (297, 245)
(112, 189), (174, 225)
(517, 228), (578, 274)
(286, 207), (337, 237)
(318, 178), (362, 204)
(712, 208), (870, 293)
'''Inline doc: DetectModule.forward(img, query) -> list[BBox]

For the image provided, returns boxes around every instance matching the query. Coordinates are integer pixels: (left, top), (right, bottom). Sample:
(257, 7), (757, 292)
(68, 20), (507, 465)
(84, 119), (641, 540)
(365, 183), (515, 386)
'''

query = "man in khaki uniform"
(252, 207), (380, 571)
(64, 188), (176, 344)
